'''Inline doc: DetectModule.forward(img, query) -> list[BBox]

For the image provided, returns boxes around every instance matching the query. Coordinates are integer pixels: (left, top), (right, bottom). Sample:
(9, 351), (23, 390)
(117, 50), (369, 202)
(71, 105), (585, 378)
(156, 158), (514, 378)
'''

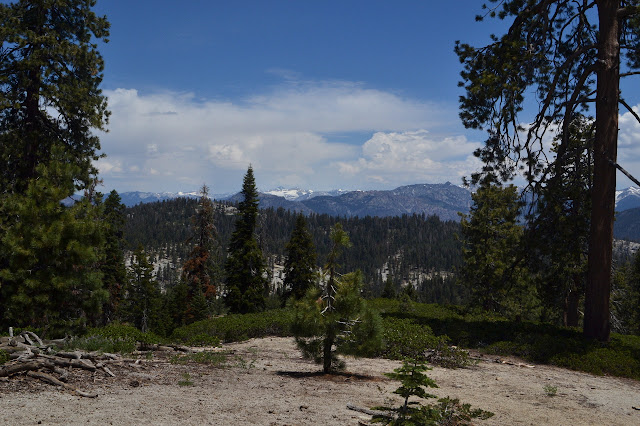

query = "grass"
(543, 385), (558, 396)
(170, 350), (229, 367)
(178, 372), (194, 386)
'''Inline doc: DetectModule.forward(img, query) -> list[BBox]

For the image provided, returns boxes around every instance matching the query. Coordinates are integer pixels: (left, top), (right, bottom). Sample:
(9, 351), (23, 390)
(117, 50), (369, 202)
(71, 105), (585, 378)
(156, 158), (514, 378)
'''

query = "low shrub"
(171, 309), (294, 344)
(65, 323), (162, 354)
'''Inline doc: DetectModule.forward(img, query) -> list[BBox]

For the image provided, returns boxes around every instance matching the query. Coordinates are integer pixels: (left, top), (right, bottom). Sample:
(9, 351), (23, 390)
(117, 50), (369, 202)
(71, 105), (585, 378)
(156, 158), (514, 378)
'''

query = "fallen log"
(26, 371), (97, 398)
(0, 359), (53, 377)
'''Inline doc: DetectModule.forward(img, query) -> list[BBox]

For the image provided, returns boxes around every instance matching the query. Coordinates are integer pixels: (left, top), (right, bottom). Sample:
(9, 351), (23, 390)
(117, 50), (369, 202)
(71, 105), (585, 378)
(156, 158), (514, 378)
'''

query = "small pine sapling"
(373, 358), (494, 425)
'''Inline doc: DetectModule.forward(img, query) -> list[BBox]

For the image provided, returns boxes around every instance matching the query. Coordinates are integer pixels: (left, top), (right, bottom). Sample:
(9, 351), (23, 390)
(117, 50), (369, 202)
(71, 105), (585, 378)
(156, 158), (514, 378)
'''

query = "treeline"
(122, 195), (463, 298)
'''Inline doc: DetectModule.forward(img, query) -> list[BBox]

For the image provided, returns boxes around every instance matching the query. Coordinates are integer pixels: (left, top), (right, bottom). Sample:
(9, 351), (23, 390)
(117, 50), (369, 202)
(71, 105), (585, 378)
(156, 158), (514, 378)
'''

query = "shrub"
(171, 309), (294, 344)
(379, 317), (474, 368)
(65, 322), (162, 354)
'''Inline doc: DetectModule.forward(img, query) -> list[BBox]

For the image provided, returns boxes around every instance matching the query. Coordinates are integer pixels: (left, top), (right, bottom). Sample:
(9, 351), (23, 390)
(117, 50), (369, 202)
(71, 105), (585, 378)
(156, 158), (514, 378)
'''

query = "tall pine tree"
(100, 190), (127, 325)
(224, 166), (268, 313)
(181, 184), (219, 322)
(456, 0), (640, 341)
(0, 0), (110, 333)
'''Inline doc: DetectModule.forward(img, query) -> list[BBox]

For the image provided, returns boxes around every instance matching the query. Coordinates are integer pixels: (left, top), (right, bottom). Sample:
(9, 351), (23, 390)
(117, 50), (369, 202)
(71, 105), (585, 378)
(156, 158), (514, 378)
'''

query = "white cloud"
(336, 130), (483, 186)
(96, 82), (470, 192)
(96, 81), (640, 193)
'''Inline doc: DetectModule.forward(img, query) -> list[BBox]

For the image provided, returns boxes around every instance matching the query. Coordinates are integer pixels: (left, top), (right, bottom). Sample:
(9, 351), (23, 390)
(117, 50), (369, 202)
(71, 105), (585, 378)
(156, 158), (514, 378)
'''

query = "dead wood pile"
(0, 328), (194, 398)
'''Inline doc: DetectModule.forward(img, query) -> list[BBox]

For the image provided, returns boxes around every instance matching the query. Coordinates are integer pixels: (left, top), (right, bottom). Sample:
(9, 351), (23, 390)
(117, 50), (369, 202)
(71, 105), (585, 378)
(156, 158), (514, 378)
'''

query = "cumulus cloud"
(97, 81), (461, 192)
(96, 82), (640, 193)
(335, 130), (483, 186)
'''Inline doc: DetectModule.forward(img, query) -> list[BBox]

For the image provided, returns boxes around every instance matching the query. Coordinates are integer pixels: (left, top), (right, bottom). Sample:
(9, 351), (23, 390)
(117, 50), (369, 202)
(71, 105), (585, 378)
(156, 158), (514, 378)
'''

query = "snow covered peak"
(264, 187), (314, 201)
(615, 187), (640, 211)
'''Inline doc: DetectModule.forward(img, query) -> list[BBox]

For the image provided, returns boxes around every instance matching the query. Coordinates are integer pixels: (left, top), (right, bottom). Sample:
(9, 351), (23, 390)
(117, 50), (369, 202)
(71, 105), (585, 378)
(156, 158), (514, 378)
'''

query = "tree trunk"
(323, 334), (333, 374)
(564, 281), (580, 327)
(584, 0), (619, 342)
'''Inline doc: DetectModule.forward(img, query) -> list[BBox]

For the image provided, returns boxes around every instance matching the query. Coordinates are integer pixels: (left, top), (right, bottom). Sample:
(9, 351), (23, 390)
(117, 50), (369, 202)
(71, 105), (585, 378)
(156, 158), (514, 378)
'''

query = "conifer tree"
(0, 0), (110, 333)
(0, 158), (107, 334)
(292, 224), (381, 373)
(122, 245), (161, 333)
(456, 0), (640, 341)
(101, 190), (127, 324)
(283, 214), (317, 303)
(459, 184), (536, 318)
(528, 117), (593, 326)
(0, 0), (109, 193)
(181, 184), (219, 322)
(224, 166), (268, 313)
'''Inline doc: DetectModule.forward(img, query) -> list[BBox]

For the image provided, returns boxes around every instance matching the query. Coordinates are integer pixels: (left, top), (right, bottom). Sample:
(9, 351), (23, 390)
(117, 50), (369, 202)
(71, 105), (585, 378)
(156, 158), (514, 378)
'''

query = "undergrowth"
(65, 322), (162, 354)
(73, 299), (640, 381)
(372, 298), (640, 380)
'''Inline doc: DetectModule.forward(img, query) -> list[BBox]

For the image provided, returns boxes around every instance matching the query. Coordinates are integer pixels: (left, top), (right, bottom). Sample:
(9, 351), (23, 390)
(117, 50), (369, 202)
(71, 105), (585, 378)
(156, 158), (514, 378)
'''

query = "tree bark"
(584, 0), (620, 342)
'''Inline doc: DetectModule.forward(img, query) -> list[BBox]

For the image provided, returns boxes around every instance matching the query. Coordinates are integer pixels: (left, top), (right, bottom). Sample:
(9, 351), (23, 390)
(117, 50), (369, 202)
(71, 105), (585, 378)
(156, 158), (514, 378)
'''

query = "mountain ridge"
(114, 184), (640, 222)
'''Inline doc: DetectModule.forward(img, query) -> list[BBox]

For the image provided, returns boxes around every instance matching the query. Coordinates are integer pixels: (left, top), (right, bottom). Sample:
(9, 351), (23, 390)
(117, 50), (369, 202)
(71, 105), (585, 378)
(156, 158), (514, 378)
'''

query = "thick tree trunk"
(584, 0), (619, 342)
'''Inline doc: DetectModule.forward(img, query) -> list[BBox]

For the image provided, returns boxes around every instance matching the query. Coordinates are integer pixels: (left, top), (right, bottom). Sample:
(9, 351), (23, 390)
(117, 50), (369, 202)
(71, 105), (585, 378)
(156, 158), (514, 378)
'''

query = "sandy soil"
(1, 337), (639, 425)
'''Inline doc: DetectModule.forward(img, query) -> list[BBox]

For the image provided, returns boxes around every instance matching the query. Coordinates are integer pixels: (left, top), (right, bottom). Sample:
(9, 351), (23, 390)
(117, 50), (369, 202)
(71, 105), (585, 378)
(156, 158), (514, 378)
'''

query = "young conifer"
(283, 214), (317, 303)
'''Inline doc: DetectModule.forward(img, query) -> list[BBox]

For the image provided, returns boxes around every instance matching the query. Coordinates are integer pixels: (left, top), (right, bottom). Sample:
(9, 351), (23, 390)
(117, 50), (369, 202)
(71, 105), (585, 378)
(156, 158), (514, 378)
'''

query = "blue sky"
(92, 1), (640, 194)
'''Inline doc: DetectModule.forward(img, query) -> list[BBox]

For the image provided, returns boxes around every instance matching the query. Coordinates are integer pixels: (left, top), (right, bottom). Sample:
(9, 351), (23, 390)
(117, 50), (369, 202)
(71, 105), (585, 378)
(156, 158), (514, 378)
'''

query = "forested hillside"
(123, 198), (464, 303)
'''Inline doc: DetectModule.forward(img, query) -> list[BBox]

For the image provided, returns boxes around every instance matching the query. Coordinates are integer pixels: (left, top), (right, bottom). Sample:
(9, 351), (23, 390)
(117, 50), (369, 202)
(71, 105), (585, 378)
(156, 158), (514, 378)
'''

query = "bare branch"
(620, 98), (640, 125)
(620, 71), (640, 78)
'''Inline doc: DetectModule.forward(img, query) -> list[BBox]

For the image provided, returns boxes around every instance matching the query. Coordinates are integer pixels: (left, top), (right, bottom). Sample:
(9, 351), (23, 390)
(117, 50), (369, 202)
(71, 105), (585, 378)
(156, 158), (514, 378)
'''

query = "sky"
(91, 1), (640, 194)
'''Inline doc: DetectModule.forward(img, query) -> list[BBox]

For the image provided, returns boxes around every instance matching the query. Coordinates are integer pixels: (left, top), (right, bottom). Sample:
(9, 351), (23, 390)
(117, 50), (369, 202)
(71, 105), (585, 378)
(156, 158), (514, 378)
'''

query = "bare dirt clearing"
(1, 337), (639, 425)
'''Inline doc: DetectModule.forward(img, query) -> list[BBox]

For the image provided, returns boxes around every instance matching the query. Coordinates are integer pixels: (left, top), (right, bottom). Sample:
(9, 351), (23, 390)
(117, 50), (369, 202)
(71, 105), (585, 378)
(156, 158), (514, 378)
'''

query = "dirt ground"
(1, 336), (639, 425)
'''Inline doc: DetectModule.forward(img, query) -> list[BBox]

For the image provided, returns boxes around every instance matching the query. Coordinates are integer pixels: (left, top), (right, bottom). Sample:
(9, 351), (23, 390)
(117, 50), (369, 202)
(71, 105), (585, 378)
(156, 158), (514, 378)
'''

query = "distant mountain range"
(118, 183), (471, 221)
(114, 184), (640, 224)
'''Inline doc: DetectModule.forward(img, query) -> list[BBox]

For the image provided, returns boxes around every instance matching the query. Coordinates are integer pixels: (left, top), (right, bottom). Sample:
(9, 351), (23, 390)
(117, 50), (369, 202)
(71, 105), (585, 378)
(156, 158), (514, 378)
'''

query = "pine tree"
(0, 158), (107, 335)
(0, 0), (109, 193)
(292, 224), (381, 373)
(283, 214), (317, 303)
(456, 0), (640, 341)
(224, 166), (268, 313)
(101, 190), (127, 325)
(181, 184), (219, 322)
(459, 184), (537, 318)
(0, 0), (110, 333)
(528, 117), (593, 326)
(122, 245), (161, 333)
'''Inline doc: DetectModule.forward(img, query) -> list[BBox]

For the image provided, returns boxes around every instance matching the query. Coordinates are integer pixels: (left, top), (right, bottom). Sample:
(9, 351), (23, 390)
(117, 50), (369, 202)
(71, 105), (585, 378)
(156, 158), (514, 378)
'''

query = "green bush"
(171, 309), (294, 344)
(65, 322), (163, 354)
(379, 317), (436, 360)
